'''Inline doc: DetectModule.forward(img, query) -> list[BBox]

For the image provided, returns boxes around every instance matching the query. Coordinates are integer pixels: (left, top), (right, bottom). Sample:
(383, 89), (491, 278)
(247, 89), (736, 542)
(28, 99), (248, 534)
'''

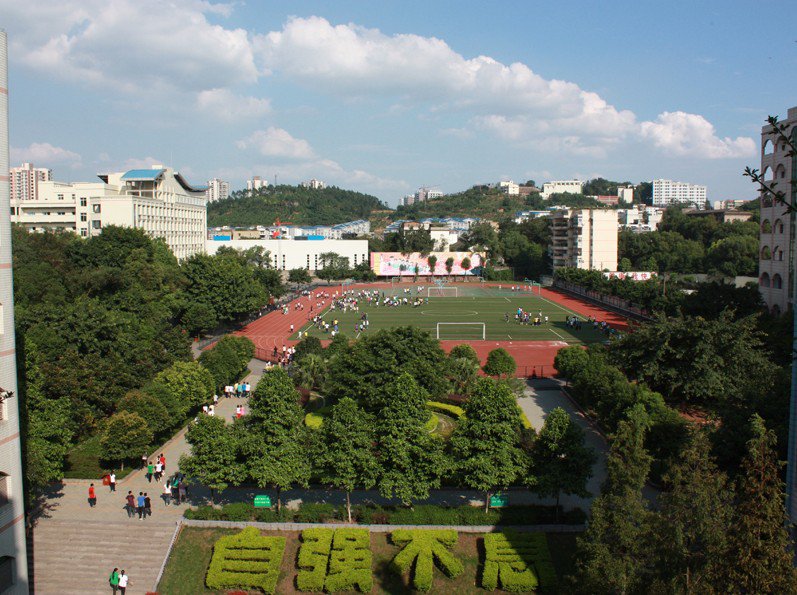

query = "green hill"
(207, 185), (389, 227)
(392, 186), (534, 221)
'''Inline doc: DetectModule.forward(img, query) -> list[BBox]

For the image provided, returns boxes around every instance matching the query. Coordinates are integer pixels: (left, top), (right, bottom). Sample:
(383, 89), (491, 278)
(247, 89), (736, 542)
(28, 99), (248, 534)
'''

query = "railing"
(552, 280), (654, 321)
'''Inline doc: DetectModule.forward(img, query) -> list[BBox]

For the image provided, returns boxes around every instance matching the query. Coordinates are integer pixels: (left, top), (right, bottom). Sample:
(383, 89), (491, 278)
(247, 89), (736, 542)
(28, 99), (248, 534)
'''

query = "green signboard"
(254, 494), (272, 508)
(489, 493), (509, 508)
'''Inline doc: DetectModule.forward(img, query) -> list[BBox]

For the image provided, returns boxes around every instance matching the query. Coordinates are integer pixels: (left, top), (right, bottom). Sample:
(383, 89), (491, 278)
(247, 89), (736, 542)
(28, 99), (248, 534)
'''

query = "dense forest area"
(208, 185), (387, 227)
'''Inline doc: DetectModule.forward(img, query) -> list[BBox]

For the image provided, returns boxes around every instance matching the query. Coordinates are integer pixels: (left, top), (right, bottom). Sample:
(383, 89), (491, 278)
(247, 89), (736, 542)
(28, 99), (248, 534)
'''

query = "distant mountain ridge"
(207, 185), (388, 227)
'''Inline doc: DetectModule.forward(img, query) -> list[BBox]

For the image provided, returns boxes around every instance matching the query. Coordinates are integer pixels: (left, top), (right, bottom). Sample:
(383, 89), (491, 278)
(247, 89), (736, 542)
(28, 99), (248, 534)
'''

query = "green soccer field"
(295, 286), (609, 343)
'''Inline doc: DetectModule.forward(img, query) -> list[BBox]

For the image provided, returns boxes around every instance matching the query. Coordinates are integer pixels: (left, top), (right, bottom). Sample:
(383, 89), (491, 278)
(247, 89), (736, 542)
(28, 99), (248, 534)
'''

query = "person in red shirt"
(158, 453), (166, 473)
(88, 483), (97, 508)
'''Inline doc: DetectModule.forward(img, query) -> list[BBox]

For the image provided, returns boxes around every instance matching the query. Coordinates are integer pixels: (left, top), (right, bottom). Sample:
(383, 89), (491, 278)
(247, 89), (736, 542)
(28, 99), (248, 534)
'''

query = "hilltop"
(207, 185), (389, 227)
(392, 186), (536, 221)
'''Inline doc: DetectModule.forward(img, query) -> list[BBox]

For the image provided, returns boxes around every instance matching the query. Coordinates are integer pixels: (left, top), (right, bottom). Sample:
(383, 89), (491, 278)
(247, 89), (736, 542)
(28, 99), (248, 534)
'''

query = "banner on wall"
(370, 252), (485, 276)
(602, 271), (658, 281)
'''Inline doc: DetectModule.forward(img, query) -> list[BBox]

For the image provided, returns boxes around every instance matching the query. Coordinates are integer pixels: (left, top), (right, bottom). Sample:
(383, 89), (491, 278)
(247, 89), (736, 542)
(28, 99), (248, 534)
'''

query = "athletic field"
(295, 285), (609, 343)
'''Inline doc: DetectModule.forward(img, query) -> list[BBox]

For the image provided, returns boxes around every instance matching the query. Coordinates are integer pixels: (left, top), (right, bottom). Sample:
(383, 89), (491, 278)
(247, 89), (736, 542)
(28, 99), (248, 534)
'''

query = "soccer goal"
(428, 286), (458, 297)
(436, 322), (486, 340)
(390, 276), (402, 286)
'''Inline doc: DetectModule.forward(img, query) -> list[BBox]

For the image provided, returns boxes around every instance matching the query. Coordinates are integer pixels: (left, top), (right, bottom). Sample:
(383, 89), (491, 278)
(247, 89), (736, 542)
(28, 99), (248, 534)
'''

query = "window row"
(760, 272), (784, 289)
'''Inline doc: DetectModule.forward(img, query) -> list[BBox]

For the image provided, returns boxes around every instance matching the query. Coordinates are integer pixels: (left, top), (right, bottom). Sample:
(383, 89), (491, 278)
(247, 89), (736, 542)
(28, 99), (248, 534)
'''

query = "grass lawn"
(159, 526), (580, 594)
(63, 435), (133, 480)
(296, 286), (609, 343)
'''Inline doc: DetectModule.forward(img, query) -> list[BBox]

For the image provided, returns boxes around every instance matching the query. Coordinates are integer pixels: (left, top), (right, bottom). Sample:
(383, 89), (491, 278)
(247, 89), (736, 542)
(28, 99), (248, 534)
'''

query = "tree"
(240, 368), (310, 511)
(447, 356), (481, 395)
(117, 390), (171, 436)
(374, 374), (447, 506)
(553, 346), (590, 380)
(100, 411), (153, 467)
(291, 353), (327, 391)
(483, 347), (516, 378)
(180, 415), (242, 503)
(288, 267), (312, 286)
(529, 407), (595, 519)
(722, 415), (797, 592)
(450, 378), (526, 511)
(705, 235), (758, 277)
(181, 302), (218, 338)
(648, 429), (731, 593)
(146, 360), (215, 420)
(445, 257), (454, 277)
(448, 343), (480, 365)
(313, 398), (379, 522)
(198, 335), (254, 391)
(293, 335), (324, 362)
(427, 254), (438, 279)
(460, 256), (472, 278)
(572, 405), (652, 595)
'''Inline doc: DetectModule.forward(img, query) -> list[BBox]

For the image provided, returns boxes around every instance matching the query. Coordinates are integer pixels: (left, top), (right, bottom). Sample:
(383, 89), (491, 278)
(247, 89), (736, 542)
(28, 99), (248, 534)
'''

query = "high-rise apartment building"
(205, 178), (230, 203)
(9, 162), (51, 202)
(549, 208), (618, 271)
(301, 178), (326, 190)
(651, 179), (707, 209)
(758, 106), (797, 316)
(541, 180), (583, 199)
(11, 165), (208, 260)
(0, 31), (30, 595)
(246, 176), (269, 192)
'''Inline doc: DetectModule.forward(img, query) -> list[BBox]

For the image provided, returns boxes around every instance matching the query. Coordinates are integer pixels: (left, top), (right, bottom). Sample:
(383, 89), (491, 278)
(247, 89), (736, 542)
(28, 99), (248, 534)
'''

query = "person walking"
(159, 453), (166, 473)
(88, 483), (97, 508)
(154, 460), (163, 482)
(136, 492), (145, 520)
(108, 567), (120, 594)
(162, 481), (171, 506)
(118, 570), (129, 594)
(109, 471), (116, 492)
(125, 491), (135, 518)
(146, 460), (154, 483)
(140, 453), (147, 469)
(144, 493), (152, 518)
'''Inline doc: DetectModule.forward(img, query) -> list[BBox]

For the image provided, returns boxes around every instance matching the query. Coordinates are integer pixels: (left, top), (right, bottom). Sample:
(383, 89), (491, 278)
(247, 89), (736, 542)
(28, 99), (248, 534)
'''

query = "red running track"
(229, 282), (630, 377)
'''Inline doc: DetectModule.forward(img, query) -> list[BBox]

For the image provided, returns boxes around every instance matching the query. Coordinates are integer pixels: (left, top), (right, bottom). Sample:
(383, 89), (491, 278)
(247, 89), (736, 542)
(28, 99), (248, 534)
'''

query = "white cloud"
(11, 142), (82, 168)
(639, 111), (756, 159)
(236, 127), (316, 159)
(260, 16), (753, 159)
(196, 89), (271, 121)
(2, 0), (259, 93)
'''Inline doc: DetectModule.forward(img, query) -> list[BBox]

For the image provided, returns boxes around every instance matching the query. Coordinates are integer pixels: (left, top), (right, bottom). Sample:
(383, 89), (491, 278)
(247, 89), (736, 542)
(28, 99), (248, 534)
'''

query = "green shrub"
(296, 528), (333, 592)
(296, 528), (372, 593)
(199, 335), (255, 391)
(426, 401), (465, 418)
(304, 411), (324, 429)
(424, 413), (439, 433)
(295, 503), (337, 523)
(185, 505), (222, 520)
(254, 508), (291, 523)
(221, 502), (254, 521)
(205, 527), (286, 594)
(481, 532), (556, 592)
(390, 530), (462, 592)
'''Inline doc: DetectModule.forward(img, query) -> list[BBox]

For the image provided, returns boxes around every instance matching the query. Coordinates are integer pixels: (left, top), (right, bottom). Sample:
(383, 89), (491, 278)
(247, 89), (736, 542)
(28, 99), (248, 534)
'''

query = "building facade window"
(761, 272), (771, 287)
(0, 472), (9, 507)
(761, 246), (772, 260)
(773, 273), (783, 289)
(775, 219), (784, 233)
(762, 219), (772, 233)
(80, 197), (87, 206)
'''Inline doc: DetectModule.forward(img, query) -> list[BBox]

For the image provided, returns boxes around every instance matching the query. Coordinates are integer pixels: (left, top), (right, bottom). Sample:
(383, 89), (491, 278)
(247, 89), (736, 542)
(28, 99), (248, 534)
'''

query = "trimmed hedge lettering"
(205, 527), (285, 594)
(296, 528), (373, 593)
(482, 532), (557, 592)
(390, 530), (463, 592)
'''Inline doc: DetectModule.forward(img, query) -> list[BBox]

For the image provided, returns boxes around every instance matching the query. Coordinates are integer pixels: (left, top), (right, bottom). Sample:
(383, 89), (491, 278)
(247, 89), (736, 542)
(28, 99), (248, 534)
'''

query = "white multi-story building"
(617, 186), (634, 203)
(205, 178), (229, 203)
(758, 106), (797, 316)
(11, 165), (207, 260)
(10, 161), (51, 202)
(0, 31), (29, 595)
(246, 176), (269, 192)
(541, 180), (583, 199)
(617, 205), (664, 233)
(499, 180), (520, 195)
(550, 208), (618, 271)
(652, 179), (707, 209)
(301, 178), (326, 190)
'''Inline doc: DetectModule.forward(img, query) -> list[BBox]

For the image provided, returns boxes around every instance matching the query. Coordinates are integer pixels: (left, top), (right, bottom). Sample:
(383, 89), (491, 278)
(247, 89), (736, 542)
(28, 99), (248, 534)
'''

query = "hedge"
(426, 401), (465, 418)
(205, 527), (285, 594)
(390, 530), (463, 592)
(482, 532), (557, 592)
(296, 528), (372, 593)
(185, 502), (585, 526)
(424, 413), (439, 433)
(308, 407), (441, 433)
(518, 407), (533, 430)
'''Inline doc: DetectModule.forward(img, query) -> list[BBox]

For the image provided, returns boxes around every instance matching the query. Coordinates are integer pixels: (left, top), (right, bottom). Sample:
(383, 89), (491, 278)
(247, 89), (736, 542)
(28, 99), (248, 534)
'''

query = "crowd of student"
(509, 307), (548, 326)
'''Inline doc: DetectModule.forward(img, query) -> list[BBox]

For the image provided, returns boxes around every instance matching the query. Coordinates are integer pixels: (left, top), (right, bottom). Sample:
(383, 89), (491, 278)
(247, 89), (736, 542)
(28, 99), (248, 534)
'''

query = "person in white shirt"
(213, 394), (219, 405)
(109, 471), (116, 492)
(208, 405), (215, 417)
(118, 570), (129, 594)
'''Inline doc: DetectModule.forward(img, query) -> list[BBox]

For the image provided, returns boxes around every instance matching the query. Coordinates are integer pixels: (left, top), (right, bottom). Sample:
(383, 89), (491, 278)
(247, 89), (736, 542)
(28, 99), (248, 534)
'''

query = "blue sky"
(3, 0), (796, 206)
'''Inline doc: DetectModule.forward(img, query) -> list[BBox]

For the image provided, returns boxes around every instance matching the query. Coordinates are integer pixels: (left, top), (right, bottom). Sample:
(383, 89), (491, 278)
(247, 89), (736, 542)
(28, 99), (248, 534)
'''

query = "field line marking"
(549, 327), (568, 341)
(504, 297), (510, 302)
